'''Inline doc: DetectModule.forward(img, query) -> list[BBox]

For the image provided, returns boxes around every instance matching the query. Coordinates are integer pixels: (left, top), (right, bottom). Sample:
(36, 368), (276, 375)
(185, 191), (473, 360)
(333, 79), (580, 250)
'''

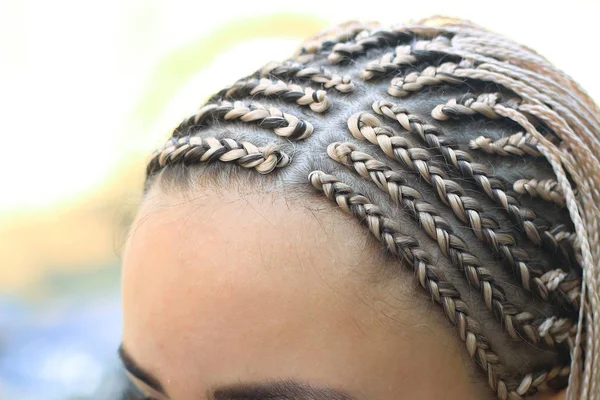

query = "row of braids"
(344, 112), (580, 308)
(370, 99), (572, 262)
(144, 17), (599, 400)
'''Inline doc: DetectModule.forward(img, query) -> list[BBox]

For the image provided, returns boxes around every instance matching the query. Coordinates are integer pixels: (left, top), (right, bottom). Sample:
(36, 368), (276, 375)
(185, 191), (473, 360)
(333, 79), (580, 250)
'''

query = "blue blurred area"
(0, 264), (129, 400)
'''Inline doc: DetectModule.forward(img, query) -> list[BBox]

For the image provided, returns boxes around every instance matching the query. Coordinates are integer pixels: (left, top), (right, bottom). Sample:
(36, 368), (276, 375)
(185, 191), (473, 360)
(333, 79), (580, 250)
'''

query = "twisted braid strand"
(360, 36), (453, 80)
(469, 132), (542, 158)
(431, 93), (505, 120)
(213, 78), (331, 113)
(260, 61), (354, 93)
(346, 111), (581, 308)
(309, 170), (569, 400)
(371, 100), (571, 259)
(294, 21), (375, 63)
(173, 100), (314, 140)
(387, 60), (471, 97)
(514, 179), (565, 207)
(146, 136), (291, 177)
(327, 141), (574, 346)
(328, 29), (418, 64)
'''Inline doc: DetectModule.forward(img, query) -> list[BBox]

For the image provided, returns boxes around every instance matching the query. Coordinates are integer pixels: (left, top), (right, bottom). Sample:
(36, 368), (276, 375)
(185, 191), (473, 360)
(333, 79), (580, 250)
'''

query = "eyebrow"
(118, 344), (357, 400)
(119, 344), (166, 394)
(209, 380), (357, 400)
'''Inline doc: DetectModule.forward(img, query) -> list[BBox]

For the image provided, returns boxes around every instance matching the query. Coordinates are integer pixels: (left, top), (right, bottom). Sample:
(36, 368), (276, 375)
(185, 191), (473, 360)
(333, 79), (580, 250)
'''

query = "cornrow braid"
(359, 36), (453, 80)
(211, 78), (331, 113)
(469, 132), (542, 158)
(294, 21), (374, 63)
(346, 111), (580, 308)
(327, 29), (420, 64)
(308, 171), (570, 400)
(172, 100), (314, 140)
(327, 141), (574, 347)
(514, 179), (566, 207)
(431, 93), (505, 120)
(371, 100), (571, 259)
(387, 60), (470, 98)
(146, 136), (291, 177)
(259, 61), (354, 93)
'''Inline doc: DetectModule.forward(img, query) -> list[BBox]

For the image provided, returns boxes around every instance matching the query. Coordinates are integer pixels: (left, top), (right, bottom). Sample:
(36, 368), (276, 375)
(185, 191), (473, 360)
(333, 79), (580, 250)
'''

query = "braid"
(210, 78), (331, 113)
(294, 21), (375, 63)
(359, 36), (453, 80)
(514, 179), (565, 207)
(146, 136), (291, 177)
(144, 18), (600, 400)
(387, 61), (467, 97)
(173, 100), (314, 140)
(431, 93), (504, 120)
(327, 29), (419, 64)
(469, 132), (542, 158)
(259, 61), (355, 93)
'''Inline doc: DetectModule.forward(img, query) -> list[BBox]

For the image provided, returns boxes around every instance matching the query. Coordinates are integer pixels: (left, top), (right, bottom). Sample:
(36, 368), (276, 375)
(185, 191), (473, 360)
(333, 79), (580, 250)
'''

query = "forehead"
(121, 186), (471, 399)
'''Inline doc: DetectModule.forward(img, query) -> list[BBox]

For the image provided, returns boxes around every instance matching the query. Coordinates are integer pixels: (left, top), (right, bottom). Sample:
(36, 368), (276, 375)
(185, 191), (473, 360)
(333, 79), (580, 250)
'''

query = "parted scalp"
(143, 18), (600, 400)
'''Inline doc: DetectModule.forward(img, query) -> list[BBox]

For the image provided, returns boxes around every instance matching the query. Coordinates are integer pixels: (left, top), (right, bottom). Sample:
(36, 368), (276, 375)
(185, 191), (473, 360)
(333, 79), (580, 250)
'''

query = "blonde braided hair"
(345, 111), (580, 308)
(143, 17), (600, 400)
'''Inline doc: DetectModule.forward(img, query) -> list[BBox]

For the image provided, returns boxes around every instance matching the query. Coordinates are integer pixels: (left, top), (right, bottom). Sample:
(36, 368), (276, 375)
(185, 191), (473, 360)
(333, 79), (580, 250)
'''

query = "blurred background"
(0, 0), (598, 398)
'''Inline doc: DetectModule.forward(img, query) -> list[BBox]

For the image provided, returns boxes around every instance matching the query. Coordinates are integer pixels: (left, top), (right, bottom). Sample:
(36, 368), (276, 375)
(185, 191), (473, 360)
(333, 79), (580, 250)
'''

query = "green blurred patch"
(134, 13), (326, 130)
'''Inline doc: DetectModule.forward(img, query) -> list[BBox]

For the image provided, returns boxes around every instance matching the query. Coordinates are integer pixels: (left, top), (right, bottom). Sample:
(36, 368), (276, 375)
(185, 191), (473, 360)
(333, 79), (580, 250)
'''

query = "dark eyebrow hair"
(118, 344), (166, 395)
(118, 344), (357, 400)
(209, 380), (357, 400)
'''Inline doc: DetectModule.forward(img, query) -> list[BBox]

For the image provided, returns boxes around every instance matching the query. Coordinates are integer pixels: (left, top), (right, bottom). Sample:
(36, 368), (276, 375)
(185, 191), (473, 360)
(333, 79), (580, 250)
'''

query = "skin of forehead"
(121, 183), (487, 400)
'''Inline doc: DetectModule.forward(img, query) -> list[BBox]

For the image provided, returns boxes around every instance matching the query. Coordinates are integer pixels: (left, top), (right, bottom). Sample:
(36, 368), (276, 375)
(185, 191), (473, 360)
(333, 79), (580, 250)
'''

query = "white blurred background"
(0, 1), (598, 398)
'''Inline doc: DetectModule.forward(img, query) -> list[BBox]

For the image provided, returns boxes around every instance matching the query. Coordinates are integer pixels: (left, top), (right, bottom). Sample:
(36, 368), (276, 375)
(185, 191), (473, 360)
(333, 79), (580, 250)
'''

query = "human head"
(120, 17), (600, 400)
